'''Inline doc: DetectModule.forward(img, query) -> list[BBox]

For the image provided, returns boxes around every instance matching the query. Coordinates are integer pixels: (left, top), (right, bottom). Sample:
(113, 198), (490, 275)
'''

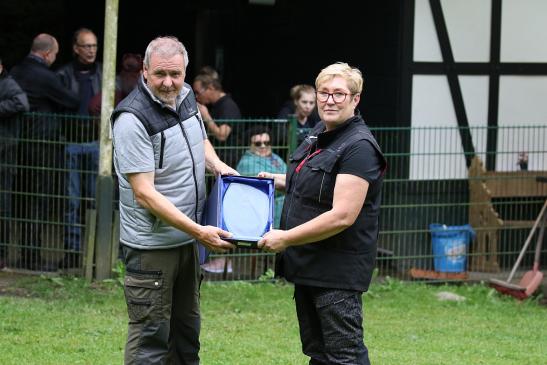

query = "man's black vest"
(111, 79), (198, 135)
(277, 116), (387, 292)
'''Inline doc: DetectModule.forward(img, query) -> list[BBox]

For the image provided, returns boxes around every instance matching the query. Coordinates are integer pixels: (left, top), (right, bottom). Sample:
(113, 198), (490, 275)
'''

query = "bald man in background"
(11, 33), (79, 270)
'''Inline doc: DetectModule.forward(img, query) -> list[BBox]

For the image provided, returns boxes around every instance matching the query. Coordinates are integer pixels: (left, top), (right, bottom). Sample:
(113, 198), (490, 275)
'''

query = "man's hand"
(257, 229), (291, 253)
(197, 102), (212, 121)
(215, 161), (239, 176)
(197, 225), (236, 253)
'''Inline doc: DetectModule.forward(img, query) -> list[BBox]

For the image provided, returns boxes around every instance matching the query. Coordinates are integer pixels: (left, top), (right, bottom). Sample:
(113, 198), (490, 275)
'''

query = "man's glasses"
(316, 91), (354, 104)
(77, 44), (98, 50)
(253, 141), (271, 147)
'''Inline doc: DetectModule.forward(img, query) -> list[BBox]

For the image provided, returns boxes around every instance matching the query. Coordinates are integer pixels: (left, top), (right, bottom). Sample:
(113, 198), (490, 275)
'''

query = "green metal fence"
(1, 113), (546, 282)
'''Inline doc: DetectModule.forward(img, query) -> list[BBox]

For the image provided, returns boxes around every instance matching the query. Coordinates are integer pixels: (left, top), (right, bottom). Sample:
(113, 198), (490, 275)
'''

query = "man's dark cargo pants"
(122, 243), (201, 365)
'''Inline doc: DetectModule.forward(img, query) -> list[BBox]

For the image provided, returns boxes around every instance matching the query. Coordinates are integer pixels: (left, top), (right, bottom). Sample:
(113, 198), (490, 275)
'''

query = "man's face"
(74, 32), (98, 65)
(193, 80), (212, 105)
(316, 76), (360, 127)
(143, 53), (185, 107)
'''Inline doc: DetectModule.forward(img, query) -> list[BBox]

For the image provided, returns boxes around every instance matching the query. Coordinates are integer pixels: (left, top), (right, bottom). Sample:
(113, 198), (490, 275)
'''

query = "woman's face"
(317, 76), (360, 129)
(295, 92), (316, 118)
(250, 133), (272, 157)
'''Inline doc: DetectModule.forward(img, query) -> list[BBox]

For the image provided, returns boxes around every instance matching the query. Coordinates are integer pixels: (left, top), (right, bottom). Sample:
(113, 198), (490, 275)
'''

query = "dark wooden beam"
(430, 0), (475, 166)
(486, 0), (502, 170)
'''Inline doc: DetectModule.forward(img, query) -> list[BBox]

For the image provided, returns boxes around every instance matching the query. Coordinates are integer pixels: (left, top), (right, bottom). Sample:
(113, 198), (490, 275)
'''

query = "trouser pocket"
(315, 289), (365, 353)
(124, 268), (163, 323)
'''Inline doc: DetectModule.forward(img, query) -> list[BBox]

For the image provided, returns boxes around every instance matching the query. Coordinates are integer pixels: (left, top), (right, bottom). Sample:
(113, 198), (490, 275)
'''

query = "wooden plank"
(83, 209), (97, 282)
(110, 210), (120, 269)
(482, 173), (547, 198)
(502, 220), (536, 228)
(409, 268), (468, 280)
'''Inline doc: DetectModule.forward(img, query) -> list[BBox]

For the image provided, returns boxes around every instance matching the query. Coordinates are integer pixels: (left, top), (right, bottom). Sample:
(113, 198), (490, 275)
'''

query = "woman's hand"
(257, 229), (291, 253)
(258, 172), (286, 190)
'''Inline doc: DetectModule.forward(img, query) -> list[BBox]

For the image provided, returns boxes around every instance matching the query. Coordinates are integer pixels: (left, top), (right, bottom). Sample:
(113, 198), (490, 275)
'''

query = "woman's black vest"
(276, 116), (386, 292)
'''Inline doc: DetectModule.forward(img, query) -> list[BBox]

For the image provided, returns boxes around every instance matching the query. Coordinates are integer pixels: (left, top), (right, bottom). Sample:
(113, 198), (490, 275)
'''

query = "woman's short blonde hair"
(315, 62), (363, 94)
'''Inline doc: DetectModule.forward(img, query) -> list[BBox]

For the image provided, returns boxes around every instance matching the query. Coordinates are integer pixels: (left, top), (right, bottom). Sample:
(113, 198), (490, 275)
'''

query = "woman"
(292, 84), (317, 128)
(201, 126), (287, 274)
(277, 84), (320, 126)
(237, 125), (287, 228)
(258, 62), (387, 365)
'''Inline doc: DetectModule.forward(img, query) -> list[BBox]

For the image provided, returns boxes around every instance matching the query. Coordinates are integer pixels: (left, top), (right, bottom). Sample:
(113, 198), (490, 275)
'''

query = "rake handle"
(507, 199), (547, 282)
(532, 211), (546, 271)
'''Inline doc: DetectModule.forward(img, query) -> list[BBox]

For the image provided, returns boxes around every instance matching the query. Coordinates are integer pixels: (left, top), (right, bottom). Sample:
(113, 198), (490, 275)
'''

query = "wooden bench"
(468, 156), (547, 272)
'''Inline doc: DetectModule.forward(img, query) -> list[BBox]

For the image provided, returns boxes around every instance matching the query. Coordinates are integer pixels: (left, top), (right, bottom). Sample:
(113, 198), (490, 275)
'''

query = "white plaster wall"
(496, 76), (547, 171)
(501, 0), (547, 62)
(411, 0), (547, 178)
(442, 0), (491, 62)
(410, 75), (489, 179)
(414, 0), (443, 62)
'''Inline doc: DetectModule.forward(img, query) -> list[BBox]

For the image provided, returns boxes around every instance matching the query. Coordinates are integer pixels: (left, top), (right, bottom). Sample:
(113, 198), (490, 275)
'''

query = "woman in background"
(277, 84), (319, 145)
(237, 125), (287, 228)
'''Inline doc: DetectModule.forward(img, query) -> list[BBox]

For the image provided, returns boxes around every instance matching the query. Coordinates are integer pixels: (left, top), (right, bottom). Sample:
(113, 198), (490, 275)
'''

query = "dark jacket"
(56, 60), (102, 100)
(11, 55), (79, 113)
(277, 116), (387, 292)
(0, 69), (29, 141)
(11, 55), (79, 138)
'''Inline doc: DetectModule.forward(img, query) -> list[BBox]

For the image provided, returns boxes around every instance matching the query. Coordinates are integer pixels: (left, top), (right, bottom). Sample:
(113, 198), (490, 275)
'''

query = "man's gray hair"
(144, 36), (189, 70)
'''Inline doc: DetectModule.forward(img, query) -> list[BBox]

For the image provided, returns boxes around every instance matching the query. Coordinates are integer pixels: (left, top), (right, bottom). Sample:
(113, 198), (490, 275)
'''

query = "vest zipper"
(286, 149), (320, 226)
(318, 172), (326, 203)
(159, 131), (165, 169)
(178, 122), (199, 222)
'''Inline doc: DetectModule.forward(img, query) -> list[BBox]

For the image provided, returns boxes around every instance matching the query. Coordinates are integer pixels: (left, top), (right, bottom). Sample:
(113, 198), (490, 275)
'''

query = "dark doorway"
(1, 0), (403, 123)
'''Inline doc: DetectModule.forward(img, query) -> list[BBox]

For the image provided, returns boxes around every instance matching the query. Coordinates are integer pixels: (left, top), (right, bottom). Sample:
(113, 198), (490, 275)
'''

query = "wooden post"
(95, 0), (119, 280)
(111, 210), (120, 269)
(83, 209), (97, 282)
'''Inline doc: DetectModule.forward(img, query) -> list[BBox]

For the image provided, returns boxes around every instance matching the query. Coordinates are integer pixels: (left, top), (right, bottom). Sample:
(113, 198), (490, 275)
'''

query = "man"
(192, 73), (241, 143)
(258, 62), (387, 365)
(0, 57), (30, 269)
(11, 34), (79, 270)
(56, 28), (102, 268)
(111, 36), (236, 364)
(57, 28), (102, 116)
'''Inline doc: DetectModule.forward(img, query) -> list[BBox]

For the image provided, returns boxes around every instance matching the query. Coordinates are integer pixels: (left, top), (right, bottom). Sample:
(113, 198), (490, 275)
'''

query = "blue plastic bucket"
(429, 224), (475, 273)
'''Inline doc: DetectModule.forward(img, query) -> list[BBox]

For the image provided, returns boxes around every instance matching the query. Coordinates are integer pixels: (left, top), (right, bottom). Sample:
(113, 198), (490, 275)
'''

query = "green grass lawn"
(0, 273), (545, 365)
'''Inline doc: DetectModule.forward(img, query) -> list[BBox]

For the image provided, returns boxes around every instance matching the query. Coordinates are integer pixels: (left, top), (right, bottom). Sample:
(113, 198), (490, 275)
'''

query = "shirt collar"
(316, 115), (363, 148)
(28, 54), (48, 66)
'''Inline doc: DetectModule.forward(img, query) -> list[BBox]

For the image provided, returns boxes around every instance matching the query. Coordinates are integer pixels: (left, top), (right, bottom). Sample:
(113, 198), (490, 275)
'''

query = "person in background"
(56, 27), (103, 269)
(277, 83), (321, 124)
(57, 28), (102, 116)
(197, 65), (219, 80)
(200, 126), (288, 274)
(0, 56), (30, 269)
(192, 73), (241, 148)
(193, 72), (243, 273)
(236, 125), (286, 228)
(111, 36), (236, 364)
(258, 62), (387, 365)
(11, 33), (79, 270)
(275, 84), (321, 151)
(88, 53), (143, 115)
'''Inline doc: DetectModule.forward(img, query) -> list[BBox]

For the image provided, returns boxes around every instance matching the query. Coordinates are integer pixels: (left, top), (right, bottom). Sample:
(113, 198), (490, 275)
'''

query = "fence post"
(288, 114), (298, 157)
(95, 0), (119, 280)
